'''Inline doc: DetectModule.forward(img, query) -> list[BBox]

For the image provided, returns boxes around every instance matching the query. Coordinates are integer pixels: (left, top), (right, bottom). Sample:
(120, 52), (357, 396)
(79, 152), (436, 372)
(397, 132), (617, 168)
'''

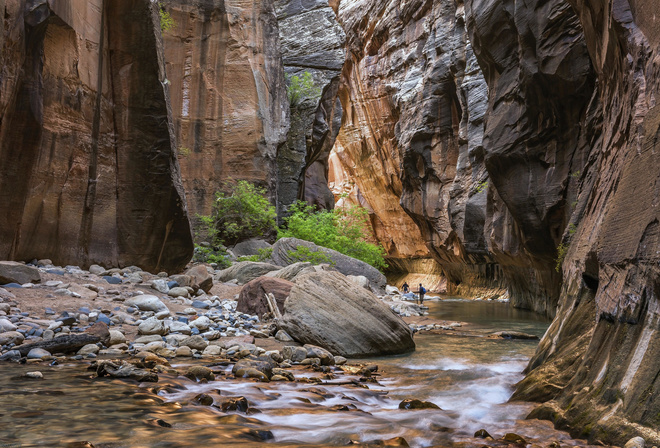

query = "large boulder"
(279, 271), (415, 357)
(237, 277), (293, 316)
(184, 265), (213, 293)
(230, 239), (273, 257)
(270, 238), (386, 292)
(215, 262), (281, 285)
(265, 262), (312, 281)
(0, 261), (41, 285)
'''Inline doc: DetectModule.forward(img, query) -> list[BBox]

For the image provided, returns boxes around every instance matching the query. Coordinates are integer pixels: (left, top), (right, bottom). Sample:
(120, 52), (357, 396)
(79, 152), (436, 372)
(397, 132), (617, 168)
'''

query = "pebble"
(24, 371), (43, 379)
(138, 317), (168, 336)
(168, 287), (190, 298)
(103, 276), (121, 285)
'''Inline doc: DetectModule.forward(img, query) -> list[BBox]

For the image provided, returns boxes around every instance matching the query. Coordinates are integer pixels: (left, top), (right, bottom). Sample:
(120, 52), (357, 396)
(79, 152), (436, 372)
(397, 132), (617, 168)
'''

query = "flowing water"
(0, 300), (592, 448)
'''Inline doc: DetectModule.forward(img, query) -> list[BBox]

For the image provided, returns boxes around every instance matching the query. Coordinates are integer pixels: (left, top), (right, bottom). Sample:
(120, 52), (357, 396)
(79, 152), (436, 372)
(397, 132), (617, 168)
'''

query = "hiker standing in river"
(402, 282), (409, 294)
(418, 283), (426, 305)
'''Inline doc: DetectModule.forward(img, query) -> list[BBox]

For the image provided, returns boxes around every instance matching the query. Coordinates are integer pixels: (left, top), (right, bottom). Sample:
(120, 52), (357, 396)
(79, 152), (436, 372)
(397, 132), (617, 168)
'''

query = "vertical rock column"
(0, 0), (193, 273)
(275, 0), (346, 217)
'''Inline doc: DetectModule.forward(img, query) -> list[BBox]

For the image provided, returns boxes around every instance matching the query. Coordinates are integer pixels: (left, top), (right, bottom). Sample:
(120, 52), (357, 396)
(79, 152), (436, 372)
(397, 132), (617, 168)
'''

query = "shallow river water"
(0, 300), (595, 447)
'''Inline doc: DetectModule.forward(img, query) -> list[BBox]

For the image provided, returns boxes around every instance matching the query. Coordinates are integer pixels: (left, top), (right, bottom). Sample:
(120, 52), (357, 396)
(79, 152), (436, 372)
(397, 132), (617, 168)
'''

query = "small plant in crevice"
(286, 71), (322, 107)
(178, 146), (191, 158)
(475, 180), (489, 194)
(158, 4), (175, 32)
(555, 242), (569, 273)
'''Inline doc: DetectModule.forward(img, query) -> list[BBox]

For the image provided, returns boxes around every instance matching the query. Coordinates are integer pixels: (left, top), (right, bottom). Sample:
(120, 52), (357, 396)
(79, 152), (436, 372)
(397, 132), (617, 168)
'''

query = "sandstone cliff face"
(334, 0), (512, 296)
(275, 0), (345, 216)
(505, 0), (660, 443)
(161, 0), (289, 222)
(0, 0), (193, 273)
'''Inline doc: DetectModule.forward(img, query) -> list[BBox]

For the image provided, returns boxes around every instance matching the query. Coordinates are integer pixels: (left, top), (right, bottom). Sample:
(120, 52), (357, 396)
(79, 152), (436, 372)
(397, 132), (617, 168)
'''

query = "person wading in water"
(402, 282), (409, 294)
(418, 283), (426, 305)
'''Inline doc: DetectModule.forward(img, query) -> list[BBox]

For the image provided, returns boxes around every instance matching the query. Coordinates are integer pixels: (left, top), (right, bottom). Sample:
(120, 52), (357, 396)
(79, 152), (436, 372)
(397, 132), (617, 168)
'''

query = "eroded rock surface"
(0, 0), (193, 273)
(161, 0), (289, 223)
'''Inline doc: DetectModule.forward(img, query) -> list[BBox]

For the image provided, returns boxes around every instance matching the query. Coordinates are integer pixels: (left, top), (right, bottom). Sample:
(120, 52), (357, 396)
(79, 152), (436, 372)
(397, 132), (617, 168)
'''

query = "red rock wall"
(160, 0), (289, 222)
(0, 0), (193, 273)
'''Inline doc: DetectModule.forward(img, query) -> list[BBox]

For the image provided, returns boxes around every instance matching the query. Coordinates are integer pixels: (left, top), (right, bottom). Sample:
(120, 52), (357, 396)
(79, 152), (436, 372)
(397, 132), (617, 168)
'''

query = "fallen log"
(14, 333), (101, 356)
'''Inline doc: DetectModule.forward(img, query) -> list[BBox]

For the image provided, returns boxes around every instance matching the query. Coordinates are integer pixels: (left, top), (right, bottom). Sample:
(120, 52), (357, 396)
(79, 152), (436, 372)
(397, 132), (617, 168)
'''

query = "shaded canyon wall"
(0, 0), (193, 273)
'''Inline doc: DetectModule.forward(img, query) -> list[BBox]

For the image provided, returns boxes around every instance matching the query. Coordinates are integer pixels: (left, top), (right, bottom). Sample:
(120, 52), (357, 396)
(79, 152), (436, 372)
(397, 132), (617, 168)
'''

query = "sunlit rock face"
(505, 0), (660, 443)
(334, 0), (515, 297)
(275, 0), (346, 216)
(161, 0), (289, 222)
(0, 0), (193, 273)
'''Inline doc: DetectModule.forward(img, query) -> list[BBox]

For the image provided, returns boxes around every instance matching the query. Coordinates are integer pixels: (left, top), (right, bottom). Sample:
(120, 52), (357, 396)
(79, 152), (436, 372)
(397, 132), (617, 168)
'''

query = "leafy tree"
(202, 180), (277, 247)
(279, 201), (388, 271)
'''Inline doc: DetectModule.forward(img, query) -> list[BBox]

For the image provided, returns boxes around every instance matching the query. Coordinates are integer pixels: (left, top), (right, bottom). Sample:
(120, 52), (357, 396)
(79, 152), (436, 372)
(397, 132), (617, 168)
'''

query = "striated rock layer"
(334, 0), (514, 301)
(504, 0), (660, 444)
(161, 0), (289, 222)
(275, 0), (346, 216)
(0, 0), (193, 273)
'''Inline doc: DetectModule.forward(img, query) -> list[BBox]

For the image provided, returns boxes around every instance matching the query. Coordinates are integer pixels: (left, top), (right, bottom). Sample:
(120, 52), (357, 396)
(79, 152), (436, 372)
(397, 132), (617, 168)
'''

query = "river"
(0, 299), (596, 447)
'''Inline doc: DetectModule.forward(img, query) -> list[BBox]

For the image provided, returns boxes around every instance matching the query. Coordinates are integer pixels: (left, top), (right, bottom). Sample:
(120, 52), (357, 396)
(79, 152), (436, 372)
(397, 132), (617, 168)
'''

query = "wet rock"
(179, 335), (208, 351)
(216, 262), (281, 285)
(487, 331), (539, 340)
(138, 317), (168, 336)
(279, 271), (415, 357)
(125, 295), (170, 318)
(474, 429), (493, 439)
(398, 399), (441, 410)
(334, 356), (347, 366)
(185, 366), (215, 382)
(271, 368), (295, 381)
(175, 346), (193, 357)
(282, 345), (307, 362)
(303, 344), (335, 366)
(625, 437), (646, 448)
(193, 393), (214, 406)
(0, 261), (41, 285)
(502, 433), (527, 445)
(233, 355), (276, 380)
(237, 277), (293, 316)
(202, 345), (222, 356)
(95, 360), (158, 382)
(217, 396), (249, 413)
(24, 371), (43, 379)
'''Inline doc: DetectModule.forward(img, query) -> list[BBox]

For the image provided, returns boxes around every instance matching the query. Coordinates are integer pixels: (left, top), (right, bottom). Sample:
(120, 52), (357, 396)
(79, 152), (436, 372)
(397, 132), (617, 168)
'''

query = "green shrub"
(286, 246), (334, 265)
(286, 71), (321, 107)
(279, 201), (388, 271)
(237, 248), (274, 263)
(202, 180), (277, 247)
(193, 244), (231, 269)
(555, 242), (568, 272)
(159, 6), (175, 32)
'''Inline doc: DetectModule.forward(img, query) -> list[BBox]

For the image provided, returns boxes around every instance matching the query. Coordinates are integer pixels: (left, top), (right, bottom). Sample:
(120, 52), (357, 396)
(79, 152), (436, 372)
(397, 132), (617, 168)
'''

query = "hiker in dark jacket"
(402, 282), (409, 294)
(418, 284), (426, 304)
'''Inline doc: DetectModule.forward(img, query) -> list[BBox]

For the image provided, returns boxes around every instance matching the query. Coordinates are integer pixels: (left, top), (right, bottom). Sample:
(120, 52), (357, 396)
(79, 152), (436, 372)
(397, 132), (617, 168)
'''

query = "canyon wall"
(507, 0), (660, 444)
(160, 0), (289, 223)
(275, 0), (346, 216)
(0, 0), (193, 273)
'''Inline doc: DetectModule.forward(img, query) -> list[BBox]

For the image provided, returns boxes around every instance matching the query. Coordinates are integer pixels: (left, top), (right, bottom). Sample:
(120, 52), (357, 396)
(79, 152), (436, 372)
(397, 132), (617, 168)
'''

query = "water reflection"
(0, 300), (575, 448)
